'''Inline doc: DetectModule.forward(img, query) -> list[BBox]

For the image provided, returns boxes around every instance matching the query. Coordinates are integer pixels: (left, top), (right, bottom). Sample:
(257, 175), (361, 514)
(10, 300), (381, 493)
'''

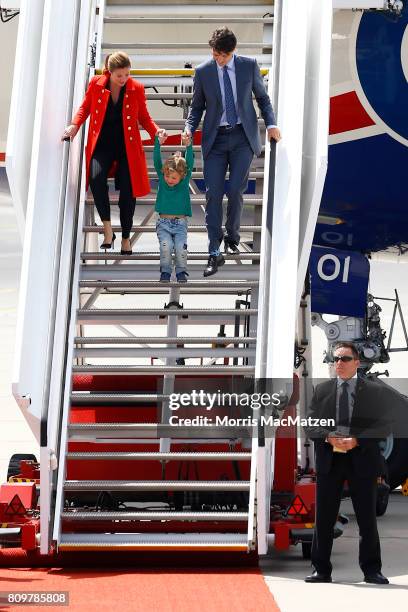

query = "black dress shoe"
(364, 572), (389, 584)
(305, 571), (332, 583)
(224, 239), (240, 255)
(203, 254), (225, 277)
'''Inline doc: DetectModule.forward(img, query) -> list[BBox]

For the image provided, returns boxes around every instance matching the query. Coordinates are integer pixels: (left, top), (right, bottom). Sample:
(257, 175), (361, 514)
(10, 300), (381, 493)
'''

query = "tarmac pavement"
(261, 492), (408, 611)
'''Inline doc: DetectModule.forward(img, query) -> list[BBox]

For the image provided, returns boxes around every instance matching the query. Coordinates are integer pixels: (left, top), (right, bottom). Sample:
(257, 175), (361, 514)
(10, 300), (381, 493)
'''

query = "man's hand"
(327, 436), (358, 452)
(156, 128), (168, 145)
(181, 132), (191, 146)
(343, 437), (358, 451)
(267, 127), (281, 142)
(182, 129), (191, 144)
(61, 124), (79, 142)
(327, 436), (348, 451)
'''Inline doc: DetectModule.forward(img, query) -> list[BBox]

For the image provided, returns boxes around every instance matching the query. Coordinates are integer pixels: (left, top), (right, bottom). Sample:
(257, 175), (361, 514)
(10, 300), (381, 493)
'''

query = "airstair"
(53, 0), (274, 553)
(8, 0), (334, 556)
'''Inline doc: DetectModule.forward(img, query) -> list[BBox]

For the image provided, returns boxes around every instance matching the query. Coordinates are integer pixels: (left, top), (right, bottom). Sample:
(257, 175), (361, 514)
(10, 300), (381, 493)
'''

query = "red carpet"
(0, 567), (280, 611)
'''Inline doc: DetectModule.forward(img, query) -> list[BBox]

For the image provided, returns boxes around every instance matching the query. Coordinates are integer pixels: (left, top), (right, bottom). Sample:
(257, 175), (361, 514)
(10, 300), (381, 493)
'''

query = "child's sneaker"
(176, 271), (189, 283)
(160, 272), (171, 283)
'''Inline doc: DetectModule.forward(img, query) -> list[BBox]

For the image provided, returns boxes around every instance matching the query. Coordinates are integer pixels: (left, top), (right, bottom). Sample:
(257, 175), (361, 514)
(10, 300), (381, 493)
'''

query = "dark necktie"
(223, 66), (238, 127)
(338, 381), (350, 429)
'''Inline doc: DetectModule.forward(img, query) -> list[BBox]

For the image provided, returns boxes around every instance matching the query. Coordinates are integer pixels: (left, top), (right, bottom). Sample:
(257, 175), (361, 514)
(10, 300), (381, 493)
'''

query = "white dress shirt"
(216, 55), (276, 129)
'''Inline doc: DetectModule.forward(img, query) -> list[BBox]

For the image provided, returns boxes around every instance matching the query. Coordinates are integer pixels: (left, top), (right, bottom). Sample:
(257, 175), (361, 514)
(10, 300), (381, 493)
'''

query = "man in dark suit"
(184, 27), (281, 276)
(304, 341), (391, 585)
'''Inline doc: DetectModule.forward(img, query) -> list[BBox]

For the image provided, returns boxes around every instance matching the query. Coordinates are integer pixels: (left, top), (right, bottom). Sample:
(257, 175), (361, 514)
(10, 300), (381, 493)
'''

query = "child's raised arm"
(153, 135), (163, 175)
(185, 142), (194, 178)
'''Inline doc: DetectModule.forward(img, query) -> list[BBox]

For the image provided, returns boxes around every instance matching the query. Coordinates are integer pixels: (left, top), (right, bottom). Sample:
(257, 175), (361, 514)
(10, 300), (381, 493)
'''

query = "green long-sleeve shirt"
(154, 136), (193, 216)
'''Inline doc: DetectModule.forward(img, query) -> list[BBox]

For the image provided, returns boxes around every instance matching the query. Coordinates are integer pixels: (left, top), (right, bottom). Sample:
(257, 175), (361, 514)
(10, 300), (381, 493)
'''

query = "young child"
(154, 133), (194, 282)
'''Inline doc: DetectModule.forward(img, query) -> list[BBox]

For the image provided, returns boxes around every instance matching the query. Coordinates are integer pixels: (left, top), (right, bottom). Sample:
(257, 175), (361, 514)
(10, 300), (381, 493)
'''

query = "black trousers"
(89, 145), (136, 239)
(312, 452), (381, 575)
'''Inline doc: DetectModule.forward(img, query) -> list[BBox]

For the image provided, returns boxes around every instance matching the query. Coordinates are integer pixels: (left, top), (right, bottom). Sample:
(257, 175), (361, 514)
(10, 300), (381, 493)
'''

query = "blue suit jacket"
(185, 55), (276, 159)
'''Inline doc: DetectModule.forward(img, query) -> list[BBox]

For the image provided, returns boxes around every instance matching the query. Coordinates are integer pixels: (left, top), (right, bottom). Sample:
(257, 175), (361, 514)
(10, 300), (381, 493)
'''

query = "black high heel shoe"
(121, 239), (132, 256)
(100, 232), (116, 249)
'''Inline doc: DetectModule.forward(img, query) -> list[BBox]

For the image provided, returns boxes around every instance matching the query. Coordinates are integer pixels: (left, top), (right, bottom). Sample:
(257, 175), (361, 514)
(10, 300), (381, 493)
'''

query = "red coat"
(72, 72), (158, 197)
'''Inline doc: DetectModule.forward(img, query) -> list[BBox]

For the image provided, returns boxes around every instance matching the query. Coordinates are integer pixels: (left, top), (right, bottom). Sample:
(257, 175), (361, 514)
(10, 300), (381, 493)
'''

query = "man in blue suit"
(184, 27), (281, 276)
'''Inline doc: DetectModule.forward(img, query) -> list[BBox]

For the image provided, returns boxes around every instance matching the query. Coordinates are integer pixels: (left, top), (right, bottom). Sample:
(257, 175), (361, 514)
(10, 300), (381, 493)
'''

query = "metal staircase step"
(104, 4), (273, 17)
(82, 224), (262, 233)
(124, 55), (272, 67)
(77, 307), (257, 324)
(64, 480), (250, 491)
(68, 423), (252, 440)
(69, 393), (254, 408)
(72, 365), (254, 375)
(80, 265), (260, 283)
(98, 194), (264, 203)
(142, 145), (265, 153)
(104, 17), (273, 24)
(74, 347), (256, 358)
(131, 75), (262, 87)
(78, 279), (259, 289)
(134, 77), (195, 87)
(134, 119), (265, 129)
(61, 510), (248, 521)
(74, 336), (256, 344)
(102, 42), (272, 50)
(66, 451), (252, 461)
(78, 288), (254, 296)
(151, 145), (210, 152)
(148, 171), (264, 180)
(58, 532), (249, 551)
(80, 252), (260, 261)
(70, 393), (169, 405)
(144, 93), (266, 101)
(80, 256), (259, 282)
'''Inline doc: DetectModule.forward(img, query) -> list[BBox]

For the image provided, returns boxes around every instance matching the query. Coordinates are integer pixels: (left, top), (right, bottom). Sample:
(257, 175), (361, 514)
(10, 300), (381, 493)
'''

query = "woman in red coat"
(62, 52), (166, 254)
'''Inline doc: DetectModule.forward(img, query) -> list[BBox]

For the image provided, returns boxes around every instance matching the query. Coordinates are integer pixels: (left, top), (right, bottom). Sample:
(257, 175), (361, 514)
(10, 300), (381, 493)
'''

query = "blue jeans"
(156, 217), (188, 275)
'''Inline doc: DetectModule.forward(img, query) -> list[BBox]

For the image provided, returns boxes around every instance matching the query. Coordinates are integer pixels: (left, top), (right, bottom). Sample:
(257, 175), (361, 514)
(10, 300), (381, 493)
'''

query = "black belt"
(218, 124), (242, 132)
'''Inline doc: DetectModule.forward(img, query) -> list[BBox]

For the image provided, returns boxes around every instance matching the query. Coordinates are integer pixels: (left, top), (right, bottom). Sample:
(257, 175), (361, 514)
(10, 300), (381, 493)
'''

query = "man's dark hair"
(209, 27), (237, 53)
(333, 341), (359, 360)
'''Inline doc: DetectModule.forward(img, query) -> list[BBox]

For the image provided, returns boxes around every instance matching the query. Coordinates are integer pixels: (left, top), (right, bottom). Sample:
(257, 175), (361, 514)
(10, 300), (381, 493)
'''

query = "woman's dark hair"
(333, 341), (360, 360)
(208, 27), (237, 53)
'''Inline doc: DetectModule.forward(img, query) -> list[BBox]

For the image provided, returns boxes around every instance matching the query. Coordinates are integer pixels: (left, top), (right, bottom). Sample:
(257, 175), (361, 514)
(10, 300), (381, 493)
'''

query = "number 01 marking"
(317, 254), (350, 283)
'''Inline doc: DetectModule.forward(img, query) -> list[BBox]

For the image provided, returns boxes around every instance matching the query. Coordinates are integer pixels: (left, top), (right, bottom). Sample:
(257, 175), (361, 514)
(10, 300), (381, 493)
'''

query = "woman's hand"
(156, 128), (168, 145)
(61, 124), (79, 142)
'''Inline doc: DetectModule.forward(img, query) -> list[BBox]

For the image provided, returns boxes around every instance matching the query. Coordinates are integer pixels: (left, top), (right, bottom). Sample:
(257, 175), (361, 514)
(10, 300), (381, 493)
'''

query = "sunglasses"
(333, 355), (354, 363)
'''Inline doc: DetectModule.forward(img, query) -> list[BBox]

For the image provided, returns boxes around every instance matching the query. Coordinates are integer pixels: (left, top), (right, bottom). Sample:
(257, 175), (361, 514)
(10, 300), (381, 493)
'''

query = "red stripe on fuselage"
(329, 91), (375, 135)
